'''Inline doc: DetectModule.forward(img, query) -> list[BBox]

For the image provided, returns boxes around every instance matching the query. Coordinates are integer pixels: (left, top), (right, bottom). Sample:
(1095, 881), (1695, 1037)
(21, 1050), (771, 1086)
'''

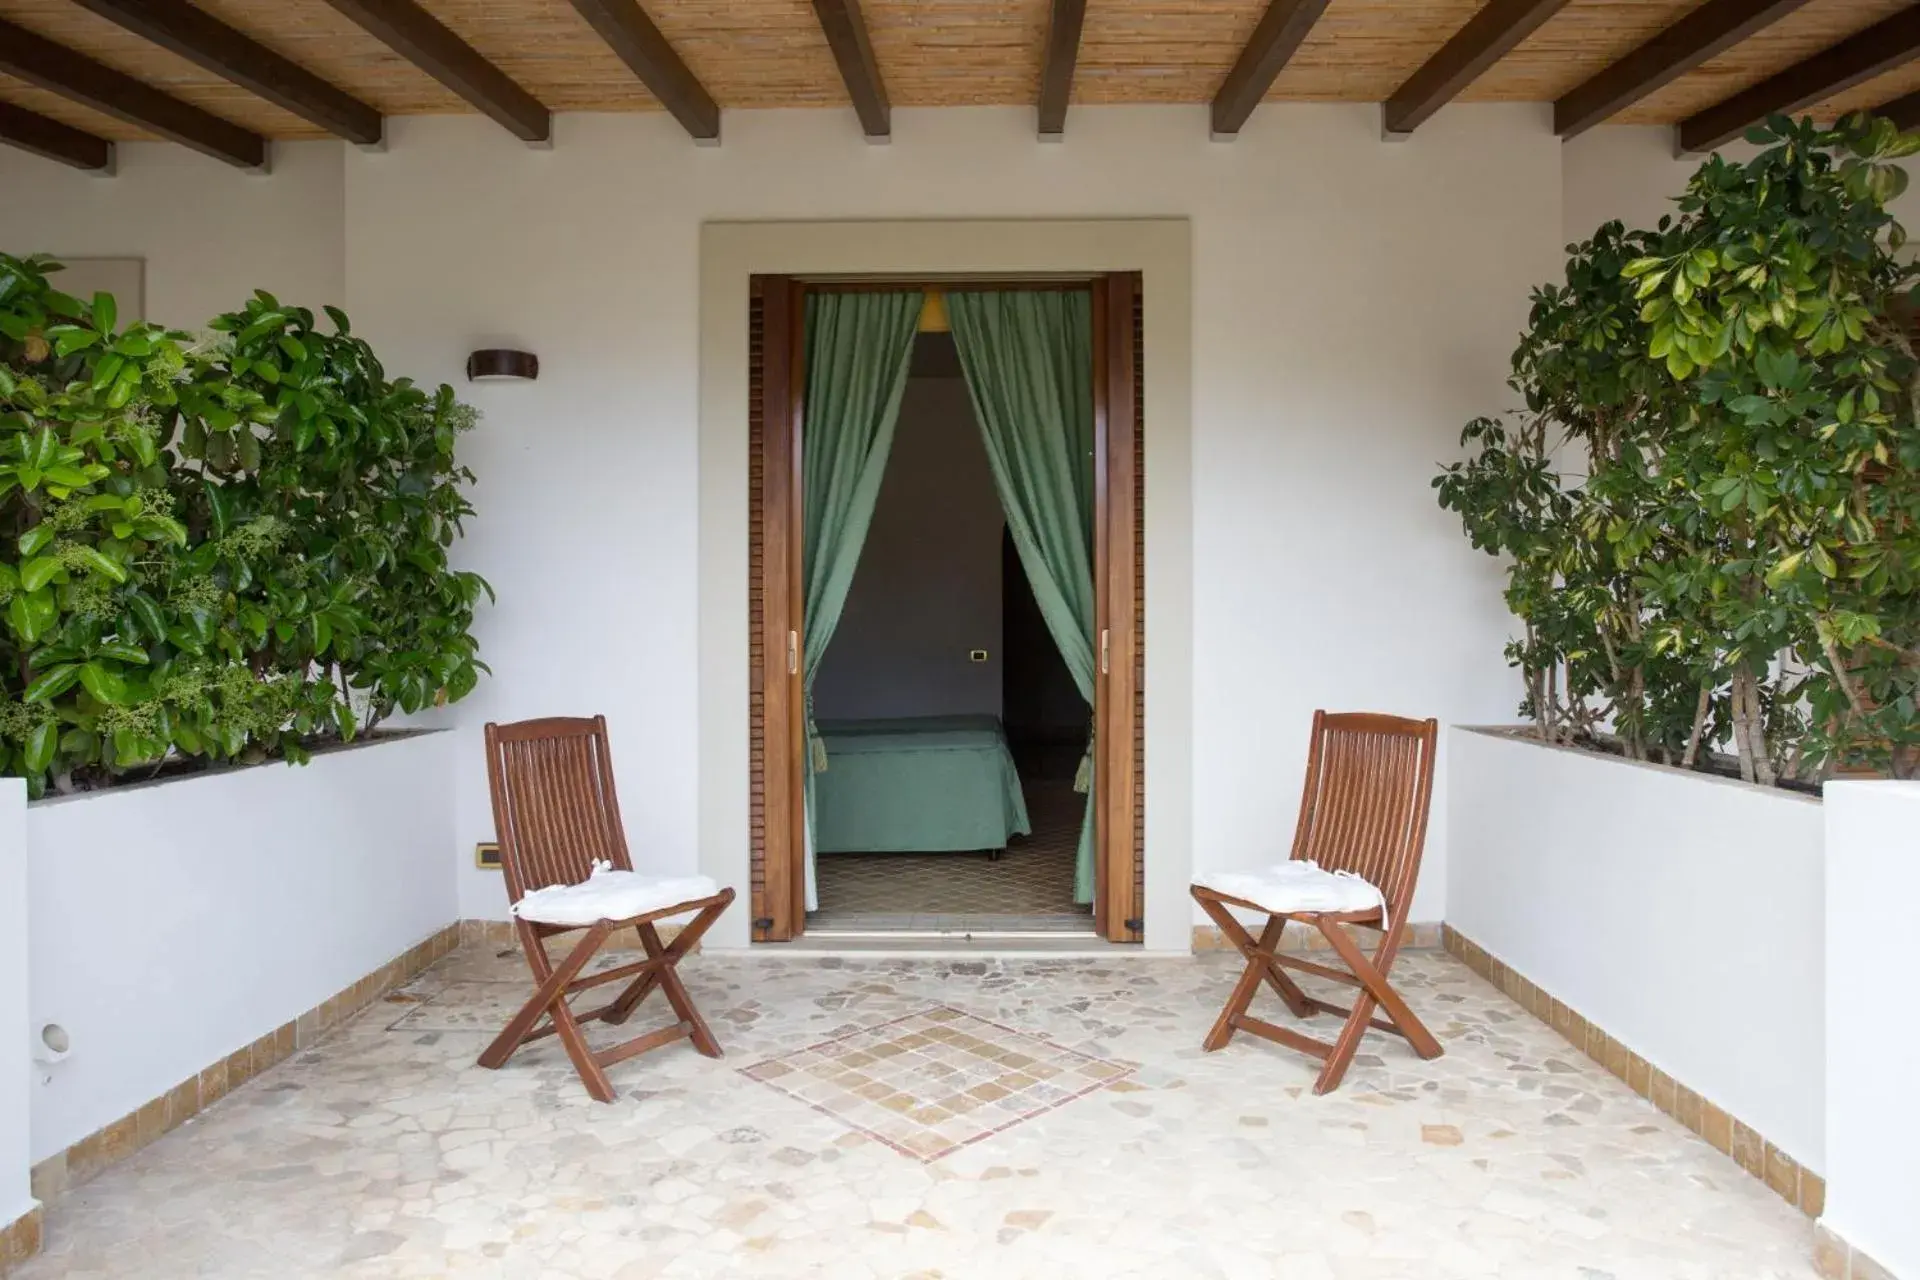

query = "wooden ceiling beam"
(71, 0), (382, 146)
(1678, 7), (1920, 153)
(320, 0), (550, 143)
(0, 18), (264, 167)
(1554, 0), (1809, 138)
(1383, 0), (1572, 136)
(811, 0), (889, 140)
(568, 0), (718, 141)
(1873, 88), (1920, 130)
(1210, 0), (1334, 138)
(0, 98), (113, 171)
(1037, 0), (1087, 138)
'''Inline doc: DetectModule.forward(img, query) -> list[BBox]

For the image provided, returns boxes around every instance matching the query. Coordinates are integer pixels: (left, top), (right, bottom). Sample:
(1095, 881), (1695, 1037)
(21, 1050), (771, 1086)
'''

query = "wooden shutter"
(1094, 272), (1145, 943)
(748, 276), (807, 941)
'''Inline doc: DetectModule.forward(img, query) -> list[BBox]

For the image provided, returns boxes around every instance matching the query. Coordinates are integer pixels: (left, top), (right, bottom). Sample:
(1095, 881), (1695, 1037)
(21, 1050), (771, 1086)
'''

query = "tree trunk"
(1682, 683), (1711, 769)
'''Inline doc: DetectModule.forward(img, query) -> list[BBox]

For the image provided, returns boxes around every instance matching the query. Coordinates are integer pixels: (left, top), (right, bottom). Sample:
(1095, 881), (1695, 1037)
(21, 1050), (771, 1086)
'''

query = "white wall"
(1822, 782), (1920, 1277)
(4, 106), (1555, 930)
(27, 733), (457, 1160)
(813, 375), (1006, 722)
(349, 106), (1551, 925)
(0, 141), (345, 332)
(1448, 727), (1827, 1170)
(0, 781), (31, 1234)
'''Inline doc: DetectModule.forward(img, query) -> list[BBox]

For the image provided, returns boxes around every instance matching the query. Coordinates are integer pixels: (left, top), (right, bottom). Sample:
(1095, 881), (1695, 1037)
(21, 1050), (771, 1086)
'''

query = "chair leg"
(548, 987), (618, 1103)
(1318, 920), (1444, 1061)
(1197, 892), (1314, 1020)
(652, 901), (731, 1057)
(480, 922), (609, 1072)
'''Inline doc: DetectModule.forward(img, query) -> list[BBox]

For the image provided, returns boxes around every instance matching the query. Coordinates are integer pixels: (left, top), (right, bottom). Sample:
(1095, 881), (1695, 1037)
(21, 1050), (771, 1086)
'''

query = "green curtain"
(800, 289), (924, 911)
(946, 290), (1099, 903)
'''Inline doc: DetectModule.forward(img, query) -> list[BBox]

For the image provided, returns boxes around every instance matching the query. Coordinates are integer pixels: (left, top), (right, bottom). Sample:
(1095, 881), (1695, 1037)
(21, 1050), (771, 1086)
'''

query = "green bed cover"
(814, 714), (1033, 854)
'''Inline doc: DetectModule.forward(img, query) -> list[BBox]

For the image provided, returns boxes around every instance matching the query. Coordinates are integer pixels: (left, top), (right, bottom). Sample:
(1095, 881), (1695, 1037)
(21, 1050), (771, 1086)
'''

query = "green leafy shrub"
(1437, 114), (1920, 784)
(0, 253), (489, 795)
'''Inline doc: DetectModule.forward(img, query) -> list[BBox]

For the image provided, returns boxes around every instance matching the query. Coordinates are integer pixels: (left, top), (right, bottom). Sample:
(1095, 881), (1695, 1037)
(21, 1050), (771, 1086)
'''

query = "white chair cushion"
(512, 861), (721, 928)
(1193, 860), (1386, 918)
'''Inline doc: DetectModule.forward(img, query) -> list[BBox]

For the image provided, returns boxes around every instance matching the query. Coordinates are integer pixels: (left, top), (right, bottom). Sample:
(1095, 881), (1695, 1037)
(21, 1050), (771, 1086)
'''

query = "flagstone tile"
(15, 948), (1820, 1279)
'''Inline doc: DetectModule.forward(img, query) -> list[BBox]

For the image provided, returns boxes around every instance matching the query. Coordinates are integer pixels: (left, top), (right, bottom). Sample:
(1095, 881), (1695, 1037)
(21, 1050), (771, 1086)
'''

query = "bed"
(813, 714), (1032, 854)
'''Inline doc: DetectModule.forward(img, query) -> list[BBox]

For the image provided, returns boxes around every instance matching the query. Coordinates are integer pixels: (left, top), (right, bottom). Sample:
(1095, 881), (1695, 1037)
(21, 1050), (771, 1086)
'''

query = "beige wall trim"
(0, 1205), (42, 1276)
(1814, 1225), (1902, 1280)
(1443, 925), (1825, 1220)
(1191, 922), (1445, 953)
(698, 219), (1194, 954)
(27, 924), (462, 1211)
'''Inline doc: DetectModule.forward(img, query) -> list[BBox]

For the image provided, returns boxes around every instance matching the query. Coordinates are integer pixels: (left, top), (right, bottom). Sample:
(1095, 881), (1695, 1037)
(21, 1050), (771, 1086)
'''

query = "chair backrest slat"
(485, 716), (634, 904)
(1287, 711), (1438, 925)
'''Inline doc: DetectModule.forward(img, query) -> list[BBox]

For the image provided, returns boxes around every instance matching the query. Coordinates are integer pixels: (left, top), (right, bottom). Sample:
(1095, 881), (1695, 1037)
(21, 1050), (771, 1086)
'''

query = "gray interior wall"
(812, 375), (1004, 720)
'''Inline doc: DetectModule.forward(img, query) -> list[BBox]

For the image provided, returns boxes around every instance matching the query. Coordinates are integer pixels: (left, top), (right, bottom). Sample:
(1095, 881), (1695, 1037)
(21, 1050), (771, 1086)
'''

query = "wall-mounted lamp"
(466, 348), (538, 382)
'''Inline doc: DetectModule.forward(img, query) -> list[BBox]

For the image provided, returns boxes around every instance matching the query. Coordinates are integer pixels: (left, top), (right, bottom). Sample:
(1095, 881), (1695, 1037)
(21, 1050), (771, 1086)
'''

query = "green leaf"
(22, 664), (80, 702)
(19, 556), (60, 592)
(94, 642), (149, 665)
(23, 720), (57, 774)
(77, 662), (127, 705)
(18, 525), (54, 557)
(75, 546), (128, 583)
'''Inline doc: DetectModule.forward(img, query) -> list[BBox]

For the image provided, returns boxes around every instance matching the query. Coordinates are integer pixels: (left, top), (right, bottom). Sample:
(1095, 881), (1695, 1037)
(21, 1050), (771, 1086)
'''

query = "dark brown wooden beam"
(1038, 0), (1087, 137)
(1678, 7), (1920, 152)
(0, 18), (264, 167)
(1383, 0), (1572, 136)
(0, 98), (113, 171)
(810, 0), (889, 140)
(1210, 0), (1334, 138)
(1554, 0), (1809, 137)
(568, 0), (718, 141)
(320, 0), (549, 142)
(1873, 88), (1920, 130)
(71, 0), (382, 145)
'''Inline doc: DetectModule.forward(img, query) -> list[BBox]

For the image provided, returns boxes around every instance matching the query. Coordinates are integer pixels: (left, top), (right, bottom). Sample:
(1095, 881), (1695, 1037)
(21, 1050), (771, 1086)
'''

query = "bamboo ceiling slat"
(0, 0), (323, 136)
(640, 0), (846, 108)
(1470, 0), (1703, 102)
(1269, 0), (1491, 102)
(1813, 60), (1920, 118)
(1074, 0), (1259, 104)
(192, 0), (487, 116)
(863, 0), (1050, 107)
(410, 0), (655, 111)
(1618, 0), (1915, 122)
(0, 0), (1914, 137)
(0, 69), (148, 140)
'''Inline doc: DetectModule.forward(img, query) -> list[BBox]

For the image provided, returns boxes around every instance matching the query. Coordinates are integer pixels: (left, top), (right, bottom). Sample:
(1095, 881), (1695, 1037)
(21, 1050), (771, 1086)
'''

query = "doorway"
(747, 274), (1144, 943)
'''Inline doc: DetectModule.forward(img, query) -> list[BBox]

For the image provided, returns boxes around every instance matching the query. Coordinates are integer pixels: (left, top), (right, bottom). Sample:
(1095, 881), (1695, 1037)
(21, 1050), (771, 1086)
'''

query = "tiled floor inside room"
(18, 945), (1821, 1279)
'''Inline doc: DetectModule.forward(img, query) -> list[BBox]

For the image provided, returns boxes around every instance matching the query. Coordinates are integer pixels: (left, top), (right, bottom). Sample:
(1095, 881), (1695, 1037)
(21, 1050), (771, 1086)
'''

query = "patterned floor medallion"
(741, 1005), (1133, 1160)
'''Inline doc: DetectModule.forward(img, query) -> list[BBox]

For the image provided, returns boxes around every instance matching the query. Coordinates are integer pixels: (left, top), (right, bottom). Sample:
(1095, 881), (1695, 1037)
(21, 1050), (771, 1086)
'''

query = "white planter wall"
(1822, 782), (1920, 1277)
(0, 780), (30, 1232)
(1447, 726), (1826, 1171)
(26, 732), (458, 1162)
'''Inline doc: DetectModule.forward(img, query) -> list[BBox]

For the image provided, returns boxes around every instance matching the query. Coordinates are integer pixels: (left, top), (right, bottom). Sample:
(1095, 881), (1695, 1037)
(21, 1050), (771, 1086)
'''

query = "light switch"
(969, 650), (989, 663)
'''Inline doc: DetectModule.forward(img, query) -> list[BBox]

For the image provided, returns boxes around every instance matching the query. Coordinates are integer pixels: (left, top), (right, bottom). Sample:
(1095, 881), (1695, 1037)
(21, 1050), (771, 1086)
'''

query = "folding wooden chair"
(1191, 711), (1444, 1094)
(478, 716), (735, 1102)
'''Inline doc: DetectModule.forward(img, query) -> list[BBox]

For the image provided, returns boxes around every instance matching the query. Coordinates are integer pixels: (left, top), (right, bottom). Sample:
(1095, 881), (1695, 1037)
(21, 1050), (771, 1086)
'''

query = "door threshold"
(804, 928), (1101, 940)
(772, 933), (1121, 956)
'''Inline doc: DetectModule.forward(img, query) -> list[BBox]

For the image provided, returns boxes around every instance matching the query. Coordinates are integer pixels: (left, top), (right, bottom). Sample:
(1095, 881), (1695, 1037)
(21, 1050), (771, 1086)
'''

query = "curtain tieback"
(805, 694), (829, 774)
(1073, 724), (1094, 795)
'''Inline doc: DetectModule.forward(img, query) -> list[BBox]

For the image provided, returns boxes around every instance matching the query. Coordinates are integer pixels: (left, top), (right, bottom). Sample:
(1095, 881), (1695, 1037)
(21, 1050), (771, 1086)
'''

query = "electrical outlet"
(969, 649), (989, 663)
(475, 842), (501, 869)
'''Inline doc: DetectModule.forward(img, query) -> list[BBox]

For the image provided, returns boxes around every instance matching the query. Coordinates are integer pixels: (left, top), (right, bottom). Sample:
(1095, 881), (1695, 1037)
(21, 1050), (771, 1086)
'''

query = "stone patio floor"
(17, 944), (1820, 1279)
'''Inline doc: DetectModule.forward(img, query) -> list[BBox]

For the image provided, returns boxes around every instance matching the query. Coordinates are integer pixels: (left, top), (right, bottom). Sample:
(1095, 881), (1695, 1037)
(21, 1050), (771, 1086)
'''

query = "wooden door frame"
(748, 272), (1143, 942)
